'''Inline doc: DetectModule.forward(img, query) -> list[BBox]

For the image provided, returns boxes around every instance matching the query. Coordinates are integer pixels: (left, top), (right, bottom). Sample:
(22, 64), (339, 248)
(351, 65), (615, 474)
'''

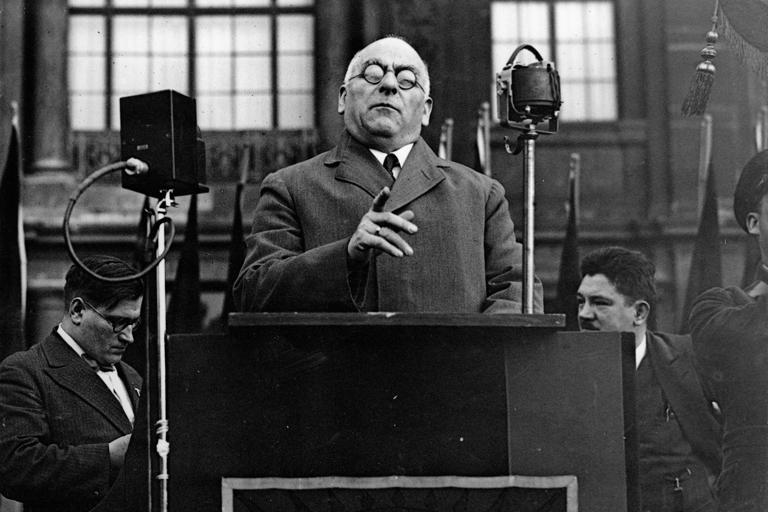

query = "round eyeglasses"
(78, 297), (141, 333)
(351, 63), (425, 91)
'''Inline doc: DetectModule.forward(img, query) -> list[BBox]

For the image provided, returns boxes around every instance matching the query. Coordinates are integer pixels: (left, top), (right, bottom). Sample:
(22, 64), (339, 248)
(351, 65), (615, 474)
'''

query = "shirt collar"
(635, 333), (647, 369)
(369, 143), (414, 168)
(58, 324), (86, 358)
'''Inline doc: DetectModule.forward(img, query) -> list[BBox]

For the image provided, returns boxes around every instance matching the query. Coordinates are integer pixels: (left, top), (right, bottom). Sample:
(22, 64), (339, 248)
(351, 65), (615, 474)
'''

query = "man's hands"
(347, 187), (418, 263)
(108, 434), (132, 469)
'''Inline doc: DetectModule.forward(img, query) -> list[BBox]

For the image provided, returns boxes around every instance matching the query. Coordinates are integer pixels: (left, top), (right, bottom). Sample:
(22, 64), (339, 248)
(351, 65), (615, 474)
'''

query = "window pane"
(114, 0), (186, 5)
(151, 17), (187, 53)
(113, 56), (150, 93)
(71, 94), (106, 130)
(69, 0), (105, 6)
(277, 0), (313, 6)
(197, 56), (233, 92)
(236, 56), (271, 92)
(197, 95), (234, 129)
(151, 56), (189, 92)
(234, 16), (271, 52)
(589, 82), (617, 120)
(588, 42), (616, 80)
(197, 0), (272, 5)
(70, 56), (106, 92)
(279, 55), (312, 91)
(70, 16), (106, 53)
(584, 2), (614, 38)
(561, 82), (587, 120)
(234, 94), (272, 129)
(277, 15), (313, 52)
(279, 93), (313, 128)
(114, 17), (150, 54)
(196, 16), (233, 54)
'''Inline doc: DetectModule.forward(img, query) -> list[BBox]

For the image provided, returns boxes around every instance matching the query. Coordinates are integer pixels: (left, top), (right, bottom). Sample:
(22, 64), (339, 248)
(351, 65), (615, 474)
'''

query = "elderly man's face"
(338, 38), (432, 153)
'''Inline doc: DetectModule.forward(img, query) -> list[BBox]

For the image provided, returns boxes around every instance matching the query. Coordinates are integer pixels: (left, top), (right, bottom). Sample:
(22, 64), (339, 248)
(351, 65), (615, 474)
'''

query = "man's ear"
(69, 298), (86, 325)
(421, 96), (433, 126)
(633, 300), (650, 326)
(337, 85), (347, 115)
(747, 211), (760, 235)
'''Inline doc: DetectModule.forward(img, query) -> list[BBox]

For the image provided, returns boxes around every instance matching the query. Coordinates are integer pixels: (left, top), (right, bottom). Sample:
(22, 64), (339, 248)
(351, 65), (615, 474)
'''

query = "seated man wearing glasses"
(0, 255), (143, 512)
(235, 36), (540, 313)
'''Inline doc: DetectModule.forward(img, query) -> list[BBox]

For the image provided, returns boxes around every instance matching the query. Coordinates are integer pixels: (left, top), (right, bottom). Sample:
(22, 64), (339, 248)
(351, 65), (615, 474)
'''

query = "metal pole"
(522, 124), (539, 314)
(154, 190), (172, 512)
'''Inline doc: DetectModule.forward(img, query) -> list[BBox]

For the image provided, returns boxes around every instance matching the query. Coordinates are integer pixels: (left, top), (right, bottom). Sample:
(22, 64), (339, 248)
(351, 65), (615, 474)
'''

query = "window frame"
(68, 0), (315, 130)
(490, 0), (619, 123)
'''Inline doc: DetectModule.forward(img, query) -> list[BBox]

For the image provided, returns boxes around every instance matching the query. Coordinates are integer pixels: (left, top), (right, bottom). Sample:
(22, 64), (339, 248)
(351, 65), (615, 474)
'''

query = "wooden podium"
(97, 313), (636, 512)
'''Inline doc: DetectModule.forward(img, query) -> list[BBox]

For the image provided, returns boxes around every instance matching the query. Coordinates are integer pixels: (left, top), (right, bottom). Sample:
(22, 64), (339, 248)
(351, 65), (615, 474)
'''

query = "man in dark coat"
(578, 246), (721, 512)
(0, 255), (143, 512)
(690, 149), (768, 512)
(234, 36), (541, 313)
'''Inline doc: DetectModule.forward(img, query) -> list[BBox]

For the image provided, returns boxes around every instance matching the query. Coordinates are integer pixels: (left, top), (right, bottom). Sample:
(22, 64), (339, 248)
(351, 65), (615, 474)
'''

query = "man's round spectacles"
(78, 297), (141, 333)
(352, 63), (424, 91)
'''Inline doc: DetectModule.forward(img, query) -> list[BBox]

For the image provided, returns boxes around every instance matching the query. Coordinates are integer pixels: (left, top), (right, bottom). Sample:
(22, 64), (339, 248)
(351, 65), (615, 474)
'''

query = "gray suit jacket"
(235, 130), (542, 313)
(0, 331), (142, 512)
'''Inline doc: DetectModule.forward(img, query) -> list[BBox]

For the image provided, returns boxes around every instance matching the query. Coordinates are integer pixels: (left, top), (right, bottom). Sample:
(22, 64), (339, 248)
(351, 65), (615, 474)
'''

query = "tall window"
(68, 0), (315, 131)
(491, 0), (617, 121)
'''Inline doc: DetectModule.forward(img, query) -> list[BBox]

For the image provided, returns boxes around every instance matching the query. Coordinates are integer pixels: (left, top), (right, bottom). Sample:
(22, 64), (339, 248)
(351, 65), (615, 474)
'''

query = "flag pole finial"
(682, 1), (719, 117)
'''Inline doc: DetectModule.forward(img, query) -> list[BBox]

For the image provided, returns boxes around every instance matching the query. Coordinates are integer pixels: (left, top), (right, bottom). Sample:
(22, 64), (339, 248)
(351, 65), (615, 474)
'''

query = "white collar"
(57, 324), (86, 358)
(635, 333), (647, 369)
(369, 143), (414, 168)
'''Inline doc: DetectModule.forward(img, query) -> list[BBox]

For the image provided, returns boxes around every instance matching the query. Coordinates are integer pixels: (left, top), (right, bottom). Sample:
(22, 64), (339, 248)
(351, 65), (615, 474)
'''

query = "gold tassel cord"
(681, 1), (720, 117)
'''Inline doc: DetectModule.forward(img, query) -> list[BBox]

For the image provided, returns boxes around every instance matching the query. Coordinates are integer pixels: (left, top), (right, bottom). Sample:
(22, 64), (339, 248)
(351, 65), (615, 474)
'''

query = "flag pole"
(697, 113), (713, 219)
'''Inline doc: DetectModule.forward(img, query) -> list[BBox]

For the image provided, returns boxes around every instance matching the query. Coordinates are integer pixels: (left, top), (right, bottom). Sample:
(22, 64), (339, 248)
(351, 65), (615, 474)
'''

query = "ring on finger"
(374, 226), (382, 236)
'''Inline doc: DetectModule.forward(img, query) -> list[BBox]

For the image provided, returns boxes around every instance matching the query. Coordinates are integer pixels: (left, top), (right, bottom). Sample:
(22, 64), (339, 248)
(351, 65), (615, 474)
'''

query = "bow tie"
(81, 353), (116, 372)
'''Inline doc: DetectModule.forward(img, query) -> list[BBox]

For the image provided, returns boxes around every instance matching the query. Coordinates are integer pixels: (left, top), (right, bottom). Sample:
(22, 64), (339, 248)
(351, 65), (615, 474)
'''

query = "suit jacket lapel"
(329, 132), (446, 212)
(386, 138), (446, 212)
(118, 362), (142, 411)
(43, 333), (134, 434)
(330, 131), (393, 198)
(647, 332), (722, 474)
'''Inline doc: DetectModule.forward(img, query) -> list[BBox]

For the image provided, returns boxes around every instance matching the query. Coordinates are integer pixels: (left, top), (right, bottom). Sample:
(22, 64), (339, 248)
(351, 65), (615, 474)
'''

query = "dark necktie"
(81, 353), (116, 372)
(383, 153), (399, 181)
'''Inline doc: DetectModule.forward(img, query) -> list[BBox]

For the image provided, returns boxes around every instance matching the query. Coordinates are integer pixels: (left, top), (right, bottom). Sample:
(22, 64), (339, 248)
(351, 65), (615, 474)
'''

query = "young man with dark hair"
(690, 149), (768, 511)
(578, 246), (721, 512)
(0, 255), (143, 512)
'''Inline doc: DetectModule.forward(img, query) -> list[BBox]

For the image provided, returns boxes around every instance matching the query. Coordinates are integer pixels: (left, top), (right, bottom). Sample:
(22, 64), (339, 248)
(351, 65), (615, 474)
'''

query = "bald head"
(338, 36), (433, 153)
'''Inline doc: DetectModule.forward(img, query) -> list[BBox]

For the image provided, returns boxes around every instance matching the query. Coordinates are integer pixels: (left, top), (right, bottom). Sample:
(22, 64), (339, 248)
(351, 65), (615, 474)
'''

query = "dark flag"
(553, 153), (581, 330)
(680, 160), (722, 333)
(0, 99), (26, 362)
(219, 182), (246, 326)
(474, 102), (492, 176)
(167, 194), (204, 334)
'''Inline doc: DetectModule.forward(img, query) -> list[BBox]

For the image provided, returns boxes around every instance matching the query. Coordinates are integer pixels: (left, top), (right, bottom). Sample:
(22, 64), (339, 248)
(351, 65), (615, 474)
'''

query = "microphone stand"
(505, 121), (539, 314)
(153, 189), (174, 512)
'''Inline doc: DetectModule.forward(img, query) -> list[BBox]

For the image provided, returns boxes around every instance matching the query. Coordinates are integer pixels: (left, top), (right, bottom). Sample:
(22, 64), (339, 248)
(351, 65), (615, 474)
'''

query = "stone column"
(27, 0), (71, 174)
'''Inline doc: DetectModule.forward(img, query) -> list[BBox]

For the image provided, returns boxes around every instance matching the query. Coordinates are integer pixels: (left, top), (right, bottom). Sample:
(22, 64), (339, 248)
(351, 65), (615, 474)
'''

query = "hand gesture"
(347, 187), (418, 263)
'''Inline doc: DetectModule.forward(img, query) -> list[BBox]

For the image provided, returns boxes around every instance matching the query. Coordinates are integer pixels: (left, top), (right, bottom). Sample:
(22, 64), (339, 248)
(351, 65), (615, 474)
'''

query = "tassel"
(682, 2), (719, 117)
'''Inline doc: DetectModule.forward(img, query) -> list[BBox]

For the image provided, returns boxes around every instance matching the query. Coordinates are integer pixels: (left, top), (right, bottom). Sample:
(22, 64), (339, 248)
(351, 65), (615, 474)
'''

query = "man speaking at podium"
(235, 36), (541, 313)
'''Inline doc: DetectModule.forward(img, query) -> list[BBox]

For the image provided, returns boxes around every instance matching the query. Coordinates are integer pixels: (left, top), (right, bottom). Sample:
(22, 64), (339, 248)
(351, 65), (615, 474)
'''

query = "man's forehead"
(578, 273), (621, 296)
(358, 39), (423, 69)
